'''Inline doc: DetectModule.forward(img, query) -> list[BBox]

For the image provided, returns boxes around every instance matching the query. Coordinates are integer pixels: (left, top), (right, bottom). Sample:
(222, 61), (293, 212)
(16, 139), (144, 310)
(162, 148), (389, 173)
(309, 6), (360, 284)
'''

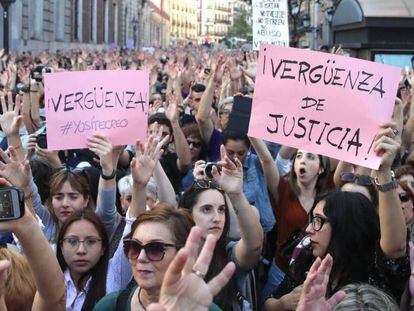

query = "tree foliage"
(228, 9), (252, 39)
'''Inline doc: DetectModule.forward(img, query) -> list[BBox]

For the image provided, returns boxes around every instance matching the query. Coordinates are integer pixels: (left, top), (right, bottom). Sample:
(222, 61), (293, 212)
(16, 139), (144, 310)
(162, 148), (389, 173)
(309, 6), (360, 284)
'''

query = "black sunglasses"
(399, 192), (411, 203)
(123, 239), (176, 261)
(187, 140), (202, 148)
(340, 173), (372, 186)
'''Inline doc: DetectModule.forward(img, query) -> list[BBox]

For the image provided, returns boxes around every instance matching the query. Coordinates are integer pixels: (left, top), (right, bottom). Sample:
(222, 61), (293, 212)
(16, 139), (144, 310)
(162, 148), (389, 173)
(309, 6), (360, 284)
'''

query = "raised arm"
(0, 92), (24, 160)
(196, 56), (225, 144)
(249, 137), (280, 203)
(87, 135), (122, 238)
(164, 94), (191, 172)
(374, 122), (406, 258)
(214, 145), (263, 270)
(153, 162), (177, 207)
(0, 178), (65, 311)
(130, 128), (169, 218)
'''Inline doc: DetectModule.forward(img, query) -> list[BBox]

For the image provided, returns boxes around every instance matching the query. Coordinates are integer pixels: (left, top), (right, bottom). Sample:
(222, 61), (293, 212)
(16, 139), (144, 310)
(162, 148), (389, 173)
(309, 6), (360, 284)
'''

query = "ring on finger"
(392, 128), (399, 136)
(192, 269), (206, 279)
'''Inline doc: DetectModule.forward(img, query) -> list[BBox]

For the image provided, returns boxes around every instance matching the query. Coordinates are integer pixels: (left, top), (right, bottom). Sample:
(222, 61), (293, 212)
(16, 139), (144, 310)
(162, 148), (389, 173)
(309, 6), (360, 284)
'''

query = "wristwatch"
(374, 171), (397, 192)
(101, 169), (116, 180)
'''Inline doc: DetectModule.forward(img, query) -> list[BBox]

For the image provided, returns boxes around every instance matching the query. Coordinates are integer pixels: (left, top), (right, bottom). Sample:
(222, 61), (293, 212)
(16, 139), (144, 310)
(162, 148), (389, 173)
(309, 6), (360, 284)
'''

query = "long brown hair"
(179, 186), (235, 311)
(47, 168), (95, 225)
(288, 152), (330, 200)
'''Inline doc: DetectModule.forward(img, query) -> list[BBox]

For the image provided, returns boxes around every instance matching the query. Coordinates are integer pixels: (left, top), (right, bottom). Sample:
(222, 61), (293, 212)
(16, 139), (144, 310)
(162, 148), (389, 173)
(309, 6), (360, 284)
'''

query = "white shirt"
(65, 269), (92, 311)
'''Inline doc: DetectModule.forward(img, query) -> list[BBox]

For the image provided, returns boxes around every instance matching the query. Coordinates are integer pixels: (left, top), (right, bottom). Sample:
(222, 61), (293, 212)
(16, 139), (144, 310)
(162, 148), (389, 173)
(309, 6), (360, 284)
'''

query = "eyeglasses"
(187, 140), (202, 148)
(340, 173), (372, 186)
(61, 236), (102, 251)
(308, 215), (329, 232)
(123, 239), (176, 261)
(192, 179), (221, 190)
(399, 192), (411, 203)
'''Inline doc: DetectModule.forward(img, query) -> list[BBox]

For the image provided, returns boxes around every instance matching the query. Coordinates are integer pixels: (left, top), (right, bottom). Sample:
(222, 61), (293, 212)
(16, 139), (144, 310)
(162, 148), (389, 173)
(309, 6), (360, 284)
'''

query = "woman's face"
(192, 189), (226, 240)
(61, 219), (104, 281)
(397, 185), (414, 224)
(294, 150), (323, 185)
(187, 134), (202, 161)
(52, 181), (89, 223)
(130, 222), (178, 292)
(306, 201), (332, 258)
(399, 174), (414, 193)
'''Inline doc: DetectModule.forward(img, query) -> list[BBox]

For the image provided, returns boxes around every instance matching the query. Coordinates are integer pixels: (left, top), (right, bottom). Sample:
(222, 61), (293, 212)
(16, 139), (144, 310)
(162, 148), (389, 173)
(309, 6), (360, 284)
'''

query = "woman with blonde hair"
(0, 247), (36, 311)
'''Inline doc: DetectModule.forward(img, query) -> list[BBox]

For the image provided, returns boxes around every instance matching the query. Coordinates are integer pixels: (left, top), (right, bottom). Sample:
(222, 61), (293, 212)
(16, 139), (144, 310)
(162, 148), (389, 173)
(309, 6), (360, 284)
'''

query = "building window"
(55, 1), (65, 41)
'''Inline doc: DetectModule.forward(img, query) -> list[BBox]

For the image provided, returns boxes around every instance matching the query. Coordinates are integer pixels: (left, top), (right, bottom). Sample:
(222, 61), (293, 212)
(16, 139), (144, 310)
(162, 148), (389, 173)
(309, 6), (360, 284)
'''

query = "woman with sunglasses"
(94, 206), (199, 310)
(179, 145), (264, 310)
(396, 181), (414, 242)
(57, 210), (109, 311)
(0, 134), (122, 245)
(264, 124), (410, 310)
(179, 123), (207, 193)
(338, 172), (378, 207)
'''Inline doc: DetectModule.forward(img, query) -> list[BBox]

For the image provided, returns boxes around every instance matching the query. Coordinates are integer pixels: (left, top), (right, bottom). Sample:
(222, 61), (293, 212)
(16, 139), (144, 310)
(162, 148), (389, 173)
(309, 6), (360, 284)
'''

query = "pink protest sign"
(248, 45), (401, 169)
(44, 70), (149, 150)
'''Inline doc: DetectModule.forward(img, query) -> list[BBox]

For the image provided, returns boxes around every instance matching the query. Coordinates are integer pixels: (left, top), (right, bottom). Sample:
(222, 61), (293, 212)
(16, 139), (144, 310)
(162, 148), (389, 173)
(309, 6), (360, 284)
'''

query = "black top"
(272, 241), (410, 303)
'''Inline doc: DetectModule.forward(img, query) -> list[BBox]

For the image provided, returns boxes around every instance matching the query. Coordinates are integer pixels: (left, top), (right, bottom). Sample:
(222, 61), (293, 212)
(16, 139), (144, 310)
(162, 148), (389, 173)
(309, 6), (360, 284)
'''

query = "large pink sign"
(248, 45), (401, 169)
(44, 70), (149, 150)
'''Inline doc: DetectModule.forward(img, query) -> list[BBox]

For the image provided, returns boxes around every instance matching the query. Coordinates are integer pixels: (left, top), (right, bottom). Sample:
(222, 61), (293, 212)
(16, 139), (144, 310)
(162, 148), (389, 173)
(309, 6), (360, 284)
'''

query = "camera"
(30, 66), (52, 82)
(37, 132), (48, 149)
(0, 187), (25, 221)
(204, 162), (221, 179)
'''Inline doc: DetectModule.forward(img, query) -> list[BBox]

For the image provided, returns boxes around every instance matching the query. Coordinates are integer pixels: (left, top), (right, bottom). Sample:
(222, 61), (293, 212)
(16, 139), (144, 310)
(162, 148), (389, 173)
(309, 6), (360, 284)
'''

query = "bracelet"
(101, 169), (116, 180)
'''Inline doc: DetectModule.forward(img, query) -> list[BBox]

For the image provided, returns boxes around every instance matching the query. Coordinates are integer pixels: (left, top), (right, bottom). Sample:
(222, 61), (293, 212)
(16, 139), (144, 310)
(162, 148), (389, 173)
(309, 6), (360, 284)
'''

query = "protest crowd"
(0, 44), (413, 311)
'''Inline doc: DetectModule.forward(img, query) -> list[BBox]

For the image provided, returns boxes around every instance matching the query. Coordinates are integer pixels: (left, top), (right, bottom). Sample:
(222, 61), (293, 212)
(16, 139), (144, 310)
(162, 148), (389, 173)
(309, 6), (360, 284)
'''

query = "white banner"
(252, 0), (290, 51)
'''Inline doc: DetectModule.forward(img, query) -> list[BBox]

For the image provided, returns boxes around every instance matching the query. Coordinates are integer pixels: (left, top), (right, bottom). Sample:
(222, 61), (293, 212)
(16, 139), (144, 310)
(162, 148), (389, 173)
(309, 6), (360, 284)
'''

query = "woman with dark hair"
(179, 145), (264, 310)
(396, 180), (414, 242)
(264, 124), (410, 310)
(250, 138), (331, 301)
(0, 134), (122, 245)
(180, 123), (207, 192)
(57, 210), (109, 311)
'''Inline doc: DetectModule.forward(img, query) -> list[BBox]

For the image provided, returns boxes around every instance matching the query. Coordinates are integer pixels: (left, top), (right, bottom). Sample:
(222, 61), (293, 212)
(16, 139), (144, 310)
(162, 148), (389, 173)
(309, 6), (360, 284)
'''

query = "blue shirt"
(243, 153), (276, 233)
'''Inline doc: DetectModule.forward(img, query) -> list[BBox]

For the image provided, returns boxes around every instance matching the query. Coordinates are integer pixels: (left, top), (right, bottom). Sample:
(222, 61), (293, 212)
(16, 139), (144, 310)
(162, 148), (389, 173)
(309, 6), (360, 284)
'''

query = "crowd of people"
(0, 45), (413, 310)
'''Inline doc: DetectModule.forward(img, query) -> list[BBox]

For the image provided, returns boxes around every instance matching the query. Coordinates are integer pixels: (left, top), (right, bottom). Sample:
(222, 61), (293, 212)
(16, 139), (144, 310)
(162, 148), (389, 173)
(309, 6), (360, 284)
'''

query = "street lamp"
(0, 0), (16, 53)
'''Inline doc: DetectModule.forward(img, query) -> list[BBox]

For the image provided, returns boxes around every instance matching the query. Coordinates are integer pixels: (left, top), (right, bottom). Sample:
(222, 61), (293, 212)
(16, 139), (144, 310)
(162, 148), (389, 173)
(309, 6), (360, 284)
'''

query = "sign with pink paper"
(44, 70), (149, 150)
(248, 44), (401, 169)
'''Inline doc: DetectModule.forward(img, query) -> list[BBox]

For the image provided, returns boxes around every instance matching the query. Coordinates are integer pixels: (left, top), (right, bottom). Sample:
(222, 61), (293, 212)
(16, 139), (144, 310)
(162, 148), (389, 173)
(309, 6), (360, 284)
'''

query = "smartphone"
(0, 187), (25, 221)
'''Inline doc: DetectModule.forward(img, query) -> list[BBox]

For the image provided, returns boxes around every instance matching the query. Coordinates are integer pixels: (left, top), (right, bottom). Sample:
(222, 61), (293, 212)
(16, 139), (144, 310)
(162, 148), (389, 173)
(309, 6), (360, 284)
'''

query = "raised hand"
(148, 227), (236, 311)
(297, 255), (346, 311)
(164, 93), (179, 124)
(0, 91), (23, 137)
(0, 147), (30, 189)
(373, 122), (401, 171)
(130, 126), (169, 186)
(213, 145), (243, 195)
(87, 134), (114, 175)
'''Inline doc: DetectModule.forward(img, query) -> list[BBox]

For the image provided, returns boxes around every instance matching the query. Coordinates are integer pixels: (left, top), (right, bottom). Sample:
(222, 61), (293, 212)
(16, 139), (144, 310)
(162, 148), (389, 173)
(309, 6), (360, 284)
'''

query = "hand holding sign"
(249, 45), (401, 169)
(44, 70), (149, 150)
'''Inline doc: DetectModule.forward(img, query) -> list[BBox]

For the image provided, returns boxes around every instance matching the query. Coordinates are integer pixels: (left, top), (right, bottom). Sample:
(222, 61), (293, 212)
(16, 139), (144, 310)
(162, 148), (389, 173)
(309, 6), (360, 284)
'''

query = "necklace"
(137, 287), (147, 311)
